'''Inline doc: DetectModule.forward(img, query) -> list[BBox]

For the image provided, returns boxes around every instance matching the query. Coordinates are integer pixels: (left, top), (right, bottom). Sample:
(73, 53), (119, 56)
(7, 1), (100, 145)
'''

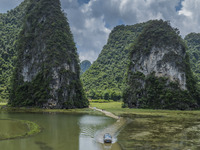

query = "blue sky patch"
(176, 0), (184, 11)
(118, 19), (125, 25)
(78, 0), (90, 5)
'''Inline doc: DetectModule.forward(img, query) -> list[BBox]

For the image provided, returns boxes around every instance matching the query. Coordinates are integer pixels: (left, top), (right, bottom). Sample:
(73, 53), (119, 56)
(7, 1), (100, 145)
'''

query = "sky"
(1, 0), (200, 62)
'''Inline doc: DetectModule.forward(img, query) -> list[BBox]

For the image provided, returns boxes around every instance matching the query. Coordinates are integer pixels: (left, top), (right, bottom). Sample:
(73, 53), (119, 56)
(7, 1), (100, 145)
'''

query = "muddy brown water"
(0, 112), (122, 150)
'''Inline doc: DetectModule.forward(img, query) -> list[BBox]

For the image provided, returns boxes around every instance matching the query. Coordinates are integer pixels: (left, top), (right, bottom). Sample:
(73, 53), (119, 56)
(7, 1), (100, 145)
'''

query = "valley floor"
(2, 101), (200, 149)
(90, 101), (200, 150)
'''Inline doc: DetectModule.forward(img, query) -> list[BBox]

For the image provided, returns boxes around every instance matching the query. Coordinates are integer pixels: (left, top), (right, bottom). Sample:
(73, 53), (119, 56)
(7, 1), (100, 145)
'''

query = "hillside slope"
(185, 33), (200, 83)
(9, 0), (88, 108)
(0, 0), (29, 101)
(80, 60), (91, 74)
(123, 20), (200, 110)
(81, 23), (146, 98)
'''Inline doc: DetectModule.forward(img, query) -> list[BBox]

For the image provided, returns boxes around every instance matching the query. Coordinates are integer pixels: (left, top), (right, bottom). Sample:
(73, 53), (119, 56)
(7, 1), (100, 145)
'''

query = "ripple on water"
(95, 118), (130, 144)
(78, 115), (115, 138)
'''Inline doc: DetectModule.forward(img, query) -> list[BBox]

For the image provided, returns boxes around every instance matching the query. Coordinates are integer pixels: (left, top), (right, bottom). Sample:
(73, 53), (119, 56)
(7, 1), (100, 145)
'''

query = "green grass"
(0, 119), (41, 140)
(90, 101), (200, 118)
(0, 105), (103, 116)
(90, 101), (200, 149)
(89, 99), (114, 103)
(23, 120), (41, 136)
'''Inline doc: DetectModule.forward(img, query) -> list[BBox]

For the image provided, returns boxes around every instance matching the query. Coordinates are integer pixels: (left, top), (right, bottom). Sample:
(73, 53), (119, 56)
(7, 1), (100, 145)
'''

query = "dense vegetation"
(0, 0), (29, 102)
(9, 0), (88, 108)
(0, 0), (200, 111)
(185, 33), (200, 84)
(123, 20), (200, 110)
(80, 60), (91, 74)
(81, 23), (146, 100)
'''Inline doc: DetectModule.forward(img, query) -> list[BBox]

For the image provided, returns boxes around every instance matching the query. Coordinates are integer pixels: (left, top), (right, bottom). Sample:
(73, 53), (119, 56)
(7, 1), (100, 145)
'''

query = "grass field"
(90, 101), (200, 150)
(90, 101), (200, 118)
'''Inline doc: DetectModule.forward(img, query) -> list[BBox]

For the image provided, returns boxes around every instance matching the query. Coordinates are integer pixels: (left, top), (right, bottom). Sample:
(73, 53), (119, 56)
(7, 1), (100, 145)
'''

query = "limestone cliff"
(123, 20), (200, 110)
(9, 0), (88, 108)
(131, 46), (187, 90)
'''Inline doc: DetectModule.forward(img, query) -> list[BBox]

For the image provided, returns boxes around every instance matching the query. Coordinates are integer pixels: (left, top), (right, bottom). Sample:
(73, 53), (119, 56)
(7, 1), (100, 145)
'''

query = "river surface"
(0, 112), (122, 150)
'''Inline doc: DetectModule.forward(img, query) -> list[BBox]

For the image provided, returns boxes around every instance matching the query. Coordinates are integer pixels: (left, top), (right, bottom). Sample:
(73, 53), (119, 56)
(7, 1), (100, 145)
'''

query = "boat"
(103, 133), (112, 143)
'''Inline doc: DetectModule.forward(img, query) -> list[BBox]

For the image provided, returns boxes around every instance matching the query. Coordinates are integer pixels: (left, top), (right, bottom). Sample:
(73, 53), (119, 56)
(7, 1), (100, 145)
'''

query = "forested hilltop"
(185, 33), (200, 84)
(123, 20), (200, 110)
(80, 60), (91, 75)
(0, 0), (29, 102)
(9, 0), (88, 108)
(81, 23), (146, 100)
(81, 21), (200, 103)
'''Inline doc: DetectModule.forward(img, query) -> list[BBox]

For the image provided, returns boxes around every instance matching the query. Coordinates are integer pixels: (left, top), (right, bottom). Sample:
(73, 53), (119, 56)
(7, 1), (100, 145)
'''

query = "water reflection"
(0, 112), (121, 150)
(78, 115), (122, 150)
(35, 141), (54, 150)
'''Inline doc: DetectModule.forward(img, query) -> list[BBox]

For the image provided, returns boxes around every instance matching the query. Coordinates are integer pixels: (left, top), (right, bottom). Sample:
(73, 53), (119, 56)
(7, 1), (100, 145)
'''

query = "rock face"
(9, 0), (88, 108)
(123, 20), (200, 110)
(131, 46), (187, 90)
(80, 60), (91, 74)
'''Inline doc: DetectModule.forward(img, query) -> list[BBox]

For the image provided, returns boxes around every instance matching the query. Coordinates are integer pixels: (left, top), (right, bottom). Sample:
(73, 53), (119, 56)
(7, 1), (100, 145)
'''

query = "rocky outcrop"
(131, 46), (187, 90)
(9, 0), (88, 108)
(123, 20), (200, 110)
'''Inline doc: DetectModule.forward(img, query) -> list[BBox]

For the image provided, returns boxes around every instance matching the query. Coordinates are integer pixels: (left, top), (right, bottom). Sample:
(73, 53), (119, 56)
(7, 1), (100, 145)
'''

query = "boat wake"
(89, 106), (131, 145)
(94, 117), (130, 144)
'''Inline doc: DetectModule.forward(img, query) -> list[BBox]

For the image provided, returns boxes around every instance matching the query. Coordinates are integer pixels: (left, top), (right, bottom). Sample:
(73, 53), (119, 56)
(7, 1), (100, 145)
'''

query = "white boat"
(103, 133), (112, 143)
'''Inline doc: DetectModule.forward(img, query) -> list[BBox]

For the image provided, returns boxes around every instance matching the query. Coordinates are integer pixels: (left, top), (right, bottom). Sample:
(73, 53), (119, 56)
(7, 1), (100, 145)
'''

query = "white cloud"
(1, 0), (200, 62)
(62, 0), (111, 62)
(63, 0), (182, 62)
(176, 0), (200, 35)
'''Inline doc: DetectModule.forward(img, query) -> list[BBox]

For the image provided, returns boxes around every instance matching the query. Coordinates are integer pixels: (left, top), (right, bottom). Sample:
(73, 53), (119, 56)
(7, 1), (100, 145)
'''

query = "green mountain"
(185, 33), (200, 83)
(81, 23), (146, 99)
(9, 0), (88, 108)
(123, 20), (200, 110)
(0, 0), (29, 102)
(80, 60), (91, 74)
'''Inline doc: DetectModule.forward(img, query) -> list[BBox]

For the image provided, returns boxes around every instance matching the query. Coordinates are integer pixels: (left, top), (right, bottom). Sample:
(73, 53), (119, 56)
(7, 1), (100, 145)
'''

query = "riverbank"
(90, 101), (200, 117)
(0, 104), (102, 115)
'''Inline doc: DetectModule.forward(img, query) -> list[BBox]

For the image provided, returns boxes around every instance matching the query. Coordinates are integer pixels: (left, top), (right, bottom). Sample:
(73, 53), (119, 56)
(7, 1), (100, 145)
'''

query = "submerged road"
(89, 106), (129, 144)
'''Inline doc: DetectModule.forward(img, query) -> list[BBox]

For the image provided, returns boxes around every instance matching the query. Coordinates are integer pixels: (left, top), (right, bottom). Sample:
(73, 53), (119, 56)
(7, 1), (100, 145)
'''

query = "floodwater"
(0, 112), (122, 150)
(118, 114), (200, 150)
